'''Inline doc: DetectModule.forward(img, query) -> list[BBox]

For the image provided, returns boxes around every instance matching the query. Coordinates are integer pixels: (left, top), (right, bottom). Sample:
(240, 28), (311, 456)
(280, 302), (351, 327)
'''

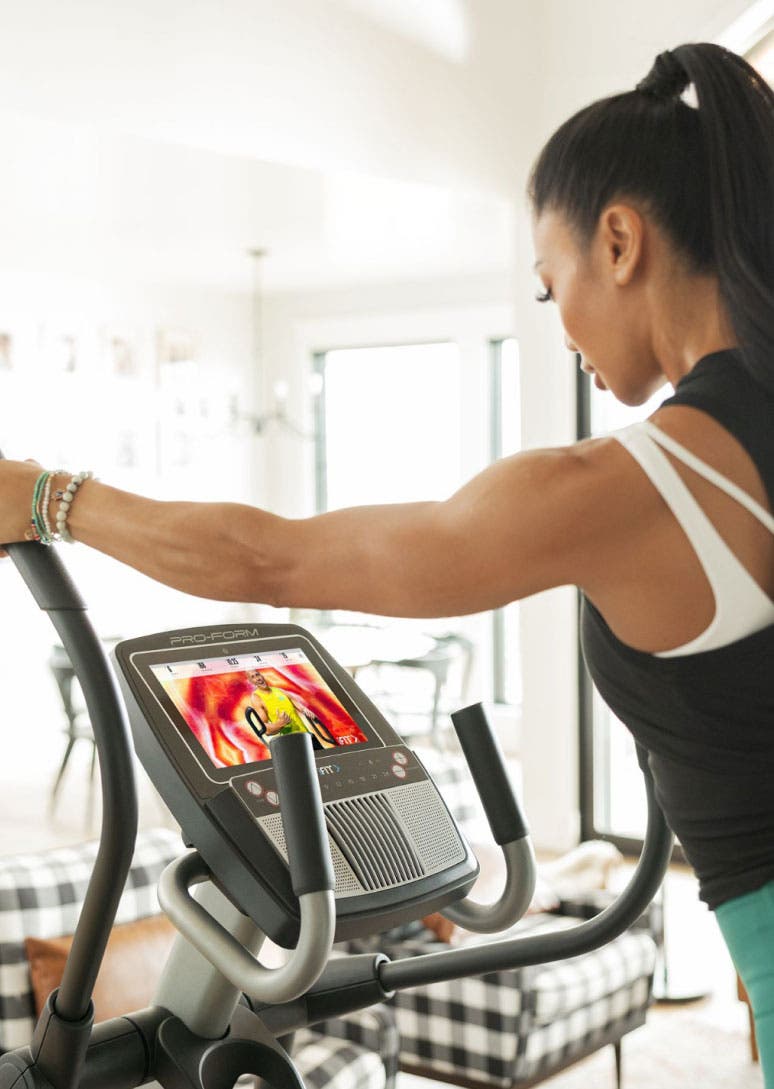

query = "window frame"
(576, 364), (683, 860)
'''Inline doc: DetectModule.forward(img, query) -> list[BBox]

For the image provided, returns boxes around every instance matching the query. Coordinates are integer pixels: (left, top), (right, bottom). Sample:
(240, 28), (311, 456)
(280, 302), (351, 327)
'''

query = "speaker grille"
(256, 780), (465, 897)
(325, 793), (424, 890)
(388, 780), (467, 873)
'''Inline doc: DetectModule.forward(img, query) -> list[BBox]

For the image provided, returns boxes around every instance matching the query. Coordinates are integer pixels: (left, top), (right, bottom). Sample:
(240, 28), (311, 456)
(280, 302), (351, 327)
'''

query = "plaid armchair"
(334, 747), (659, 1089)
(0, 828), (398, 1089)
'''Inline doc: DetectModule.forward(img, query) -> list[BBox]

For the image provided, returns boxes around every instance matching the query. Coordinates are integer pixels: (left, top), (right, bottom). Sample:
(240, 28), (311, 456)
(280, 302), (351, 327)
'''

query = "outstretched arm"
(0, 439), (636, 616)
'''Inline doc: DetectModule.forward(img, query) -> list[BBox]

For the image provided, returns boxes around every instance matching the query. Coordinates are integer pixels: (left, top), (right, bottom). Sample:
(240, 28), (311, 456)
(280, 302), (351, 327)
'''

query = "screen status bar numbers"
(152, 648), (310, 680)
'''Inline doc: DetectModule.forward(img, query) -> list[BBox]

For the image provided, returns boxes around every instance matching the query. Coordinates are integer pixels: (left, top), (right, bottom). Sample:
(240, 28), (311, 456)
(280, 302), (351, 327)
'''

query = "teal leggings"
(716, 881), (774, 1088)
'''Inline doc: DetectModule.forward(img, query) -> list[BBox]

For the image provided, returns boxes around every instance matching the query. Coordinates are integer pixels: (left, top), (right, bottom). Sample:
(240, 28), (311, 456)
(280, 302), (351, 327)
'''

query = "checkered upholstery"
(299, 1002), (399, 1089)
(0, 827), (396, 1089)
(342, 910), (655, 1087)
(295, 1033), (387, 1089)
(0, 826), (183, 1052)
(334, 747), (659, 1087)
(311, 1003), (400, 1087)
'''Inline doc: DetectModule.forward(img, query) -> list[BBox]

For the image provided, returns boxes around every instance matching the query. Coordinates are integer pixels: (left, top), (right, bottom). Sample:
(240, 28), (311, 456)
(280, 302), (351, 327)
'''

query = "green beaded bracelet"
(30, 471), (53, 545)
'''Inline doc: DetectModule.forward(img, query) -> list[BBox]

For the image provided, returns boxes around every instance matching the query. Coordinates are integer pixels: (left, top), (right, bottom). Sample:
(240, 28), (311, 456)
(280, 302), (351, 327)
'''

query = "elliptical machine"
(0, 449), (673, 1089)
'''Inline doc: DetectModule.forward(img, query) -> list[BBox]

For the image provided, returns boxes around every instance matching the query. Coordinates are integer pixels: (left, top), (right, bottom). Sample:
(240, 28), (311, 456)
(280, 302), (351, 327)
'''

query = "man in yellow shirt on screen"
(245, 669), (335, 749)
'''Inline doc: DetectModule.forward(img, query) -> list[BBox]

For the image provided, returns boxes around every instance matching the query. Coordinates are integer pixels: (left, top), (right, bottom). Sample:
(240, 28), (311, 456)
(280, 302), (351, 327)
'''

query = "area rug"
(540, 1013), (763, 1089)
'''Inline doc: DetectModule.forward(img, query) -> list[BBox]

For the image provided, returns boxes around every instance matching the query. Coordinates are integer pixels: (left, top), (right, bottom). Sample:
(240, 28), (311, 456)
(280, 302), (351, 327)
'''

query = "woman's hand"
(0, 460), (43, 557)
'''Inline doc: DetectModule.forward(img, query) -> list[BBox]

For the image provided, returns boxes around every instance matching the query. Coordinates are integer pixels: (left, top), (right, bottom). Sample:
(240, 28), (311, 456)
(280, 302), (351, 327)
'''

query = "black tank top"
(581, 350), (774, 909)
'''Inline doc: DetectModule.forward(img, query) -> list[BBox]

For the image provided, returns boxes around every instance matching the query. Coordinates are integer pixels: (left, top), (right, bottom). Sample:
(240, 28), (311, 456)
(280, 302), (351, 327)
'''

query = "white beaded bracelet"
(55, 471), (94, 544)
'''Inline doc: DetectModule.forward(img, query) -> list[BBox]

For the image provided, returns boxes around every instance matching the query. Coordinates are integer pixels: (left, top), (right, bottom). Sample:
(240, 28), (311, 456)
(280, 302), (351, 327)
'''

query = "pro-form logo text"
(170, 629), (262, 646)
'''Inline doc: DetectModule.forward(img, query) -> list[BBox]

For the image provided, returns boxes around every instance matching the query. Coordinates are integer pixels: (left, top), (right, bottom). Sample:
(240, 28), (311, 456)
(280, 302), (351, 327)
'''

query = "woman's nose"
(564, 334), (578, 353)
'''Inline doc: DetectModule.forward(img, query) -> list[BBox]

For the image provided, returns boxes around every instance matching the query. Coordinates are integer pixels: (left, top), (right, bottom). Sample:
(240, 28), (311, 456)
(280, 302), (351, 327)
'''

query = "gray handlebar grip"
(451, 703), (529, 845)
(272, 732), (335, 897)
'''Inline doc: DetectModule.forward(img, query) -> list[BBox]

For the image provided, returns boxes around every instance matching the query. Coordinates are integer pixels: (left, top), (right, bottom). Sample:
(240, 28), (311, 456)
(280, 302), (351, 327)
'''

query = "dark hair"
(528, 43), (774, 395)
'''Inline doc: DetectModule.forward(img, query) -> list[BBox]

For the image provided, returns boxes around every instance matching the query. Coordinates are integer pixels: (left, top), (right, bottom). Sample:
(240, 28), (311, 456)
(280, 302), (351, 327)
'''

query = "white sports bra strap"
(640, 421), (774, 533)
(612, 422), (774, 657)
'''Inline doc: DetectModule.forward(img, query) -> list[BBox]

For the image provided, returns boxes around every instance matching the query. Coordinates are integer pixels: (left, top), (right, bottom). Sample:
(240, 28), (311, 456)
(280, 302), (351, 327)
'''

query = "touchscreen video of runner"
(151, 647), (368, 768)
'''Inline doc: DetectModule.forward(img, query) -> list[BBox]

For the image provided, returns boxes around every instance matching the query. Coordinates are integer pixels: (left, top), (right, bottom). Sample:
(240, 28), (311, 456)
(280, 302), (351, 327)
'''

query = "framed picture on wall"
(39, 328), (80, 375)
(103, 328), (139, 378)
(0, 332), (13, 371)
(155, 327), (200, 475)
(53, 333), (78, 374)
(156, 328), (197, 375)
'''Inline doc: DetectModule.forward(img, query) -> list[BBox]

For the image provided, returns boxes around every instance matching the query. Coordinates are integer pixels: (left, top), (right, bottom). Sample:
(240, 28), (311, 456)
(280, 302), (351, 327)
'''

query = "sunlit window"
(490, 338), (521, 708)
(311, 337), (523, 739)
(316, 342), (462, 513)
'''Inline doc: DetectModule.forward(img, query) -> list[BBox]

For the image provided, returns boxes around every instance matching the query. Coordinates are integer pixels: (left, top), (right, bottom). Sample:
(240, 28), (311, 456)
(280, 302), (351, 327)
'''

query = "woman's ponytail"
(529, 43), (774, 396)
(670, 44), (774, 395)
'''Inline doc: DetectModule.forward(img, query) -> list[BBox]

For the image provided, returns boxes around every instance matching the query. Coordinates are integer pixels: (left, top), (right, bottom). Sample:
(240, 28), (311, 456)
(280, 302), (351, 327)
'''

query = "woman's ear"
(598, 203), (644, 287)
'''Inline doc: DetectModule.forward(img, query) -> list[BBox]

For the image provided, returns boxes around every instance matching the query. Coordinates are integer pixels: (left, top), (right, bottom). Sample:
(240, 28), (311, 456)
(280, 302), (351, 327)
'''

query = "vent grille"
(258, 813), (364, 895)
(256, 780), (465, 896)
(325, 793), (424, 890)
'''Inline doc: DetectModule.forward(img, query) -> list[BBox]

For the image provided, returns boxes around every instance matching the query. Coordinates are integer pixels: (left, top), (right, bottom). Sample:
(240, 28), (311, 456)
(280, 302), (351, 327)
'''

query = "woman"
(1, 41), (773, 1082)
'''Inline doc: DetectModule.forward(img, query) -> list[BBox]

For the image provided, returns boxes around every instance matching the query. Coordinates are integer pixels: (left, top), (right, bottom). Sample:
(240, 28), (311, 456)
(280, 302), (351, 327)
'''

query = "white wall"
(0, 0), (762, 848)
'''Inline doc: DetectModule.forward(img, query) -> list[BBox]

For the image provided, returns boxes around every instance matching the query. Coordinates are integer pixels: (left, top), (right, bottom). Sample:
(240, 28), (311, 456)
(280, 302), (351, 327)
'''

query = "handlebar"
(0, 447), (139, 1088)
(157, 733), (336, 1007)
(272, 732), (335, 897)
(440, 702), (537, 933)
(158, 850), (335, 1006)
(451, 703), (530, 843)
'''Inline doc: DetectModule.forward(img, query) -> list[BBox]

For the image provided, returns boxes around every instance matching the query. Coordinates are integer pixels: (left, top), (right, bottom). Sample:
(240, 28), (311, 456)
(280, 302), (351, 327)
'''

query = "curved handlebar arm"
(442, 837), (537, 933)
(158, 732), (336, 1005)
(158, 852), (335, 1005)
(380, 758), (672, 991)
(440, 703), (536, 933)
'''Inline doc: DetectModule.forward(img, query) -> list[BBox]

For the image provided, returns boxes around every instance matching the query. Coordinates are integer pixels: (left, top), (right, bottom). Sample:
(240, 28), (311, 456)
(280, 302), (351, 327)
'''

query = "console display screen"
(150, 647), (369, 769)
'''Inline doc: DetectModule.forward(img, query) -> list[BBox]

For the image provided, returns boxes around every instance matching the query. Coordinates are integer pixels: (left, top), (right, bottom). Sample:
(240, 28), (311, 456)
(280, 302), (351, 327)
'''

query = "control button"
(266, 790), (279, 807)
(392, 764), (407, 779)
(246, 781), (263, 798)
(393, 751), (409, 766)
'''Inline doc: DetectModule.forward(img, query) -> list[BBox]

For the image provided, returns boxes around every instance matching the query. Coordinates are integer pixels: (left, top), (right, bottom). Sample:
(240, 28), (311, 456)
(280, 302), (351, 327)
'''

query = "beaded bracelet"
(28, 471), (55, 544)
(54, 471), (94, 544)
(41, 471), (61, 543)
(26, 469), (69, 544)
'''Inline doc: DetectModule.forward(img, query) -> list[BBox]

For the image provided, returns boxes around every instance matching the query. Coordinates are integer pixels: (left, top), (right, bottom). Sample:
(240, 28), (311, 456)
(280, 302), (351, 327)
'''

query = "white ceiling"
(0, 0), (526, 293)
(0, 0), (756, 293)
(0, 108), (515, 294)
